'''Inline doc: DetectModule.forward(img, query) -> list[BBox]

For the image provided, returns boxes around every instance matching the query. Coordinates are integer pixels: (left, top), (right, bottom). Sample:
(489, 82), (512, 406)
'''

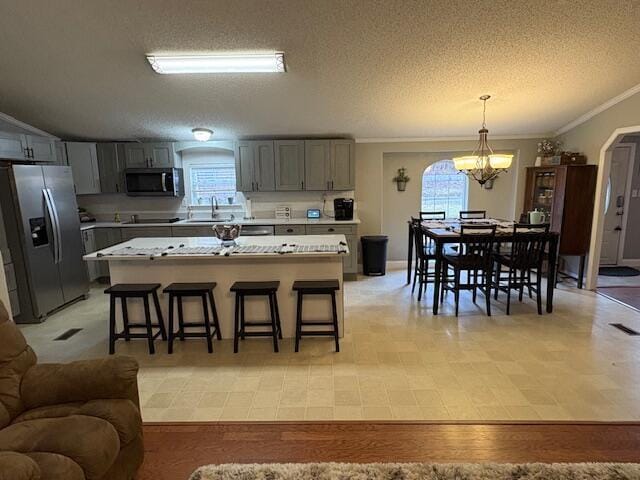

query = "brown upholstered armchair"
(0, 300), (143, 480)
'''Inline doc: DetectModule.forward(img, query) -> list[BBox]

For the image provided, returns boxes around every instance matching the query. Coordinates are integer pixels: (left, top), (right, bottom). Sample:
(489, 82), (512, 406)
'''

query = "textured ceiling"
(1, 0), (639, 141)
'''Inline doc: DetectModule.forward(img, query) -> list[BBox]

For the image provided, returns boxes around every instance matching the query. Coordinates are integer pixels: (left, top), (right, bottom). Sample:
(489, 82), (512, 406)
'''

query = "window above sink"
(181, 148), (239, 207)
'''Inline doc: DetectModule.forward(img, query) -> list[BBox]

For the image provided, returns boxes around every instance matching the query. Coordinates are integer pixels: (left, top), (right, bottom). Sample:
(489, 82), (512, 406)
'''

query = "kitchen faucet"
(211, 196), (218, 218)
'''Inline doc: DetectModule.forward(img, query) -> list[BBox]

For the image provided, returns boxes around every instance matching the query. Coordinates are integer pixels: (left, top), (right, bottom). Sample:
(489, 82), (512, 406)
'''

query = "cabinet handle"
(301, 181), (304, 189)
(23, 147), (30, 158)
(29, 147), (35, 158)
(331, 180), (334, 190)
(287, 228), (293, 233)
(328, 228), (335, 232)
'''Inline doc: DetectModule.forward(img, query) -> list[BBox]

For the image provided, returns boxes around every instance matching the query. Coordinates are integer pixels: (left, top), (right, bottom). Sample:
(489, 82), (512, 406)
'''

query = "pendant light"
(453, 95), (513, 187)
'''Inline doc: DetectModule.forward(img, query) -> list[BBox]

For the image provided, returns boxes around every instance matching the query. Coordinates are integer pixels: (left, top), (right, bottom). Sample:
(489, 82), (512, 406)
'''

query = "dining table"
(406, 218), (560, 314)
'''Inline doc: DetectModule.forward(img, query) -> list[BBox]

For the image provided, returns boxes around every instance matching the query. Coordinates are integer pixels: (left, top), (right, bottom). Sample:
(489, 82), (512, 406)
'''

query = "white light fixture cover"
(147, 53), (286, 74)
(192, 128), (213, 141)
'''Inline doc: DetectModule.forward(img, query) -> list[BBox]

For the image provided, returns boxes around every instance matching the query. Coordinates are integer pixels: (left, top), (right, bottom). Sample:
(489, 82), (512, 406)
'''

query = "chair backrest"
(419, 211), (446, 220)
(509, 223), (550, 269)
(411, 218), (428, 258)
(459, 224), (496, 267)
(460, 210), (487, 219)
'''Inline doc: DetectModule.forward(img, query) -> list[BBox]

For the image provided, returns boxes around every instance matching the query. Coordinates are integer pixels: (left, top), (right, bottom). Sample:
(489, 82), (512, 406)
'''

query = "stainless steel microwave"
(124, 168), (185, 197)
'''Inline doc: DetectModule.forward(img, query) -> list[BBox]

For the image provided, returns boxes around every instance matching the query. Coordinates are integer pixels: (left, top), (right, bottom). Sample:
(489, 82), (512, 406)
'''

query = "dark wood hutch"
(523, 165), (597, 288)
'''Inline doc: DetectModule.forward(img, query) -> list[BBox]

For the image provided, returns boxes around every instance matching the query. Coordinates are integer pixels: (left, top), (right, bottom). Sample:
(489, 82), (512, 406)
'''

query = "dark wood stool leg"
(167, 293), (175, 354)
(268, 293), (279, 353)
(208, 290), (222, 340)
(152, 290), (167, 340)
(143, 294), (155, 354)
(233, 292), (240, 353)
(331, 291), (340, 353)
(273, 292), (283, 339)
(202, 293), (213, 353)
(294, 291), (303, 353)
(177, 296), (185, 341)
(239, 293), (246, 340)
(121, 296), (130, 341)
(108, 294), (116, 354)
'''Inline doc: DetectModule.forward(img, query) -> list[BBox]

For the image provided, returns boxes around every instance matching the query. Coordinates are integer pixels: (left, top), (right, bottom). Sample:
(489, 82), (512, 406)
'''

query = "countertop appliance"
(334, 198), (354, 221)
(0, 165), (89, 323)
(124, 168), (184, 197)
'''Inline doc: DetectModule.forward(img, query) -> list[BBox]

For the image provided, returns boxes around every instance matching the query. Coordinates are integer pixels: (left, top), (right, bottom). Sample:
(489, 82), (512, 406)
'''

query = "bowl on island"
(212, 224), (242, 246)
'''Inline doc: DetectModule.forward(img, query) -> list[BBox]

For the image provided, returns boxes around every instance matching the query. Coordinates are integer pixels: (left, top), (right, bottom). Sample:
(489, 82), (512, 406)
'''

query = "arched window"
(421, 159), (468, 218)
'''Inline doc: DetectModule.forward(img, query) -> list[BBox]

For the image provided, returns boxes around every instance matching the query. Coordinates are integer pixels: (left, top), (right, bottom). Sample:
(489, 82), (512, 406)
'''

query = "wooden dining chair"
(441, 225), (496, 316)
(459, 210), (487, 219)
(493, 223), (550, 315)
(419, 211), (446, 220)
(411, 218), (438, 301)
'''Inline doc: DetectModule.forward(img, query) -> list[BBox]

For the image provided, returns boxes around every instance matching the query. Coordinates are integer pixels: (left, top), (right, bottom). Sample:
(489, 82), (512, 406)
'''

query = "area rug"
(599, 266), (640, 277)
(190, 462), (640, 479)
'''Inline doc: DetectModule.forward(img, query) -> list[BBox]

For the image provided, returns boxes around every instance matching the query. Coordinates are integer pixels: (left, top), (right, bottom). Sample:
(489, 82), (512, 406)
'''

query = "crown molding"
(0, 112), (58, 139)
(355, 134), (548, 144)
(555, 82), (640, 136)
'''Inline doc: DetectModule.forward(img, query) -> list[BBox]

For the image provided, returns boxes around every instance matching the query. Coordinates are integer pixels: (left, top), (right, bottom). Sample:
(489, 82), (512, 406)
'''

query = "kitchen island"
(84, 235), (348, 340)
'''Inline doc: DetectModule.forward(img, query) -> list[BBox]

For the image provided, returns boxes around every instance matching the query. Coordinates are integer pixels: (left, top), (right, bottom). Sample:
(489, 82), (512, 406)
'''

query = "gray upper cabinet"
(234, 141), (275, 192)
(304, 140), (331, 191)
(0, 131), (27, 160)
(26, 135), (56, 162)
(0, 131), (56, 162)
(275, 140), (304, 191)
(66, 142), (100, 195)
(97, 143), (125, 193)
(54, 141), (68, 165)
(124, 142), (178, 168)
(330, 139), (355, 190)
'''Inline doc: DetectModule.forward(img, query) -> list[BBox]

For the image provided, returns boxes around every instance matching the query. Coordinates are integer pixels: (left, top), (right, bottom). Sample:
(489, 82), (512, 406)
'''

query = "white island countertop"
(79, 217), (360, 231)
(84, 234), (349, 261)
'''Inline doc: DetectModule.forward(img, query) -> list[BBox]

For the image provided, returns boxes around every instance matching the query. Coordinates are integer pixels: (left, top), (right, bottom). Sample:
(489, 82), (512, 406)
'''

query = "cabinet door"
(234, 141), (255, 192)
(254, 141), (275, 191)
(343, 234), (358, 274)
(54, 141), (68, 166)
(96, 143), (123, 193)
(274, 140), (305, 191)
(26, 135), (57, 162)
(147, 142), (175, 168)
(304, 140), (330, 190)
(66, 142), (100, 195)
(0, 131), (27, 160)
(330, 140), (355, 190)
(81, 230), (99, 281)
(124, 143), (148, 168)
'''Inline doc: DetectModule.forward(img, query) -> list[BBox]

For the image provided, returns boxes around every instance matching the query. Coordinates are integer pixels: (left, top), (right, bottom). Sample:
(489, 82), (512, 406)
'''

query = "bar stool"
(292, 280), (340, 353)
(230, 281), (282, 353)
(163, 282), (222, 354)
(104, 283), (166, 355)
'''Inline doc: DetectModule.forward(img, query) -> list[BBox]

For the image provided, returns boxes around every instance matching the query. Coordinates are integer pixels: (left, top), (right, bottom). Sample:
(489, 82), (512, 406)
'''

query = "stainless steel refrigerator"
(0, 164), (88, 323)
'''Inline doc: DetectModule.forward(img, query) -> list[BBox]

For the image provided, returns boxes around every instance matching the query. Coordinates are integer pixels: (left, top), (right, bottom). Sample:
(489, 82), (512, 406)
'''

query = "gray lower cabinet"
(274, 224), (306, 235)
(171, 226), (214, 237)
(96, 143), (125, 193)
(235, 141), (276, 192)
(124, 142), (178, 168)
(66, 142), (100, 195)
(120, 227), (173, 241)
(93, 228), (122, 278)
(274, 140), (305, 191)
(81, 229), (99, 281)
(306, 224), (358, 274)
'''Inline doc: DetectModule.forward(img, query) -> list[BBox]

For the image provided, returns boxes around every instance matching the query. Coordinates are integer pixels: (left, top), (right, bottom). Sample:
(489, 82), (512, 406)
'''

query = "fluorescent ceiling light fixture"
(146, 53), (286, 74)
(192, 128), (213, 141)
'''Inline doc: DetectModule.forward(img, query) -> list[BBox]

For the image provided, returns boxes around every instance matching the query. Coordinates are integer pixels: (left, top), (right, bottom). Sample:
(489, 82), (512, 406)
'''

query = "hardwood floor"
(139, 422), (640, 479)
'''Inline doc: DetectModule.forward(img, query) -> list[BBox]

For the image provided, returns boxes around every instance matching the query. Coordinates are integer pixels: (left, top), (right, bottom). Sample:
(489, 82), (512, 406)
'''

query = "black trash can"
(360, 235), (389, 276)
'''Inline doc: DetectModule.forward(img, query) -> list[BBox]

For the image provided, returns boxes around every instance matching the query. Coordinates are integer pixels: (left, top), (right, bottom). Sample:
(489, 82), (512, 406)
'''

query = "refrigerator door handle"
(161, 172), (168, 192)
(43, 188), (62, 264)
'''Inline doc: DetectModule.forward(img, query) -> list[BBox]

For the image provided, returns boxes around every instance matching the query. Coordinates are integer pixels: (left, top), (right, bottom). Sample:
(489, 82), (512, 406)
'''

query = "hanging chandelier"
(453, 95), (513, 188)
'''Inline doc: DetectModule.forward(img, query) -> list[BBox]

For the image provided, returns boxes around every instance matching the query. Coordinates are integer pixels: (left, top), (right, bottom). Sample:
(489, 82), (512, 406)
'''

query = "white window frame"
(421, 159), (469, 218)
(182, 154), (239, 208)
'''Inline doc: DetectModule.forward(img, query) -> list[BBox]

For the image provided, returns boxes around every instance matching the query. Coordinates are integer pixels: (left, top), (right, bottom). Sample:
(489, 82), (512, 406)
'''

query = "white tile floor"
(20, 266), (640, 422)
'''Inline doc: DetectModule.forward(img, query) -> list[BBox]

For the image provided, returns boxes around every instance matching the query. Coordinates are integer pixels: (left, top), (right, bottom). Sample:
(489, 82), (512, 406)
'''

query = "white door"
(600, 145), (634, 265)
